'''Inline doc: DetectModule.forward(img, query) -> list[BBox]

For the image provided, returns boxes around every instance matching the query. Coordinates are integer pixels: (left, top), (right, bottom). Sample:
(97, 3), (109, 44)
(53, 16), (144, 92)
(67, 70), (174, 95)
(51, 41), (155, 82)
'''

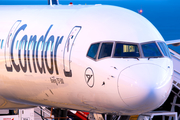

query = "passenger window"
(142, 42), (162, 57)
(158, 42), (171, 58)
(87, 43), (100, 60)
(98, 43), (113, 59)
(114, 43), (139, 57)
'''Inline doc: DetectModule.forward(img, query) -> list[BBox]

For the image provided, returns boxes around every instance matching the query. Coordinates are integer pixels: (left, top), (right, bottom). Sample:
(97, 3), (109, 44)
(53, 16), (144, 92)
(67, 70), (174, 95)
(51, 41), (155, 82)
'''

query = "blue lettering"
(28, 35), (37, 73)
(11, 24), (27, 72)
(19, 35), (27, 72)
(8, 23), (63, 75)
(36, 25), (53, 74)
(54, 36), (63, 75)
(45, 35), (54, 74)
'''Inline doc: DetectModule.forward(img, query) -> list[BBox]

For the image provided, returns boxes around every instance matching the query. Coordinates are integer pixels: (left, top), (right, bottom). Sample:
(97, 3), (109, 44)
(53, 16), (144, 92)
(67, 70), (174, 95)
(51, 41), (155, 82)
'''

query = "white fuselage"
(0, 5), (173, 115)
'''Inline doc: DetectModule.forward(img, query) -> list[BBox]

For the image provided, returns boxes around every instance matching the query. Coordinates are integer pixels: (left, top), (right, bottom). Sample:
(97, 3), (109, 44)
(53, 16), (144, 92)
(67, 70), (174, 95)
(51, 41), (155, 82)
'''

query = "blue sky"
(0, 0), (175, 5)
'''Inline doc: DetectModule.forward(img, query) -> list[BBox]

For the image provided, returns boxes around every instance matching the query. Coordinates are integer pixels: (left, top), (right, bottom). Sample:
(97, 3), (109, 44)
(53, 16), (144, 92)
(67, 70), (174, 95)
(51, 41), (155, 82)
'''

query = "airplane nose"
(118, 63), (173, 111)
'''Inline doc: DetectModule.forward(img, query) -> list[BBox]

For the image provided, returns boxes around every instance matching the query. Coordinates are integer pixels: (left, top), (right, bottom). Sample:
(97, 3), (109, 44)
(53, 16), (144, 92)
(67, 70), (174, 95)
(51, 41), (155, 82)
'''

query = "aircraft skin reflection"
(0, 5), (173, 115)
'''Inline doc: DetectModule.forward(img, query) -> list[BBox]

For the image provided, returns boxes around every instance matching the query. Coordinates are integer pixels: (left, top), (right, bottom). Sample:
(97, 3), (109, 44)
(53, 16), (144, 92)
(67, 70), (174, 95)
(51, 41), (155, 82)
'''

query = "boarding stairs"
(169, 49), (180, 120)
(34, 106), (53, 120)
(34, 107), (98, 120)
(170, 49), (180, 90)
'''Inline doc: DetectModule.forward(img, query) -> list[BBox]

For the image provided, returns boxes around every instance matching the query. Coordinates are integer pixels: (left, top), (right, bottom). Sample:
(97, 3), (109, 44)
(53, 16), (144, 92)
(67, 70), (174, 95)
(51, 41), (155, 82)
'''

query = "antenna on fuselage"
(48, 0), (59, 5)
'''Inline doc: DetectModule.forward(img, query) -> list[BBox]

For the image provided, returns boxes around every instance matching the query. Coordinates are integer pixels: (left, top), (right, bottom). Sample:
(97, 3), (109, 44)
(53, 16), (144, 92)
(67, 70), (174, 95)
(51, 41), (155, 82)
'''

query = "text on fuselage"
(5, 24), (64, 75)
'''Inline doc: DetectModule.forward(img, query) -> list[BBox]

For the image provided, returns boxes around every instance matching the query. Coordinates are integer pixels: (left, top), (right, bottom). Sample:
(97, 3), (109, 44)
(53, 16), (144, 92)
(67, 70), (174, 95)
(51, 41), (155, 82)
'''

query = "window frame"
(157, 41), (172, 59)
(112, 41), (142, 58)
(86, 40), (170, 61)
(86, 41), (115, 61)
(86, 42), (101, 61)
(141, 41), (164, 58)
(97, 42), (115, 60)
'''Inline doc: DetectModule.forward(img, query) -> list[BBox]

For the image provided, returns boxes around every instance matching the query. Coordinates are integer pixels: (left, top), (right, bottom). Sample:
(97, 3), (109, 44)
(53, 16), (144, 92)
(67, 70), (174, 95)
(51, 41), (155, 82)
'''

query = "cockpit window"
(157, 42), (171, 58)
(114, 43), (140, 57)
(98, 43), (113, 59)
(87, 43), (100, 60)
(142, 42), (162, 57)
(87, 41), (170, 61)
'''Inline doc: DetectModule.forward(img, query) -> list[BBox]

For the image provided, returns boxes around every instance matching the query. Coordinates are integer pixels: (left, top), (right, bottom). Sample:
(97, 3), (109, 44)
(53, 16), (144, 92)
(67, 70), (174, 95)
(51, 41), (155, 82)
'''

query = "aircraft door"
(63, 26), (82, 77)
(5, 20), (21, 71)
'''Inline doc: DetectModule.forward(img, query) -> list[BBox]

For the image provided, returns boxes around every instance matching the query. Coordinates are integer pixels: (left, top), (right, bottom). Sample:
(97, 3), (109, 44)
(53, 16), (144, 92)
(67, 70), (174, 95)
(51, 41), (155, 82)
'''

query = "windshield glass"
(87, 43), (100, 60)
(98, 43), (113, 59)
(142, 42), (162, 57)
(114, 43), (140, 57)
(157, 42), (171, 58)
(87, 41), (170, 61)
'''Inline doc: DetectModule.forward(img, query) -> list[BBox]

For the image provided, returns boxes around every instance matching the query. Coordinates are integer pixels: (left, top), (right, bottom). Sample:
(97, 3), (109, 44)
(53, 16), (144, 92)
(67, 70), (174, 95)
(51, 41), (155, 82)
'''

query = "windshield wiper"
(148, 57), (158, 60)
(122, 57), (139, 60)
(134, 57), (139, 60)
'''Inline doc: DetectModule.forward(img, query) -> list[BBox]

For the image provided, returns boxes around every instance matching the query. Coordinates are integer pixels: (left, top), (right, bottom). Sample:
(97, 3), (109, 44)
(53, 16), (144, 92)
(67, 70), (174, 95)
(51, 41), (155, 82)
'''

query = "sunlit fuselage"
(0, 5), (173, 115)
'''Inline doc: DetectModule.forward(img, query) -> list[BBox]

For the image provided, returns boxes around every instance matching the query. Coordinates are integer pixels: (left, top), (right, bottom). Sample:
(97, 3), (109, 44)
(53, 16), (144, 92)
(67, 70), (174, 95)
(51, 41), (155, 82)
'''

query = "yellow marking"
(129, 115), (139, 120)
(0, 98), (7, 108)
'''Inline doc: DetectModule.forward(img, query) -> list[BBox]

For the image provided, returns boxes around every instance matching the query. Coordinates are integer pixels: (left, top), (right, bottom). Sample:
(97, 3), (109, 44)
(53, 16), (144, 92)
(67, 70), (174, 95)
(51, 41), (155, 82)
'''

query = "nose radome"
(118, 63), (172, 111)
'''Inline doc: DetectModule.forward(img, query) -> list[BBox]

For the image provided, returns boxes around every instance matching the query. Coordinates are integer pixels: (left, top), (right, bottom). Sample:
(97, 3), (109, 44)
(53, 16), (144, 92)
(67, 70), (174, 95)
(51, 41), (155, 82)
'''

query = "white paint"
(0, 5), (173, 115)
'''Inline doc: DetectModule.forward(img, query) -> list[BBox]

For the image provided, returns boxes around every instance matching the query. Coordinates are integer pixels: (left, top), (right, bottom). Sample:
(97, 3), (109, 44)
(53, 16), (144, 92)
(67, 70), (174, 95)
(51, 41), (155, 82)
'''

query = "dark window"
(98, 43), (113, 59)
(158, 42), (171, 58)
(87, 43), (100, 60)
(114, 43), (139, 57)
(142, 42), (162, 57)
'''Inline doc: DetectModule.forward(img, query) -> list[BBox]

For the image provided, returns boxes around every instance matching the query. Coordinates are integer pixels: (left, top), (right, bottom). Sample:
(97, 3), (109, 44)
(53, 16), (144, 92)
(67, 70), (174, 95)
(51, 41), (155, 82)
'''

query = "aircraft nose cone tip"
(118, 64), (172, 110)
